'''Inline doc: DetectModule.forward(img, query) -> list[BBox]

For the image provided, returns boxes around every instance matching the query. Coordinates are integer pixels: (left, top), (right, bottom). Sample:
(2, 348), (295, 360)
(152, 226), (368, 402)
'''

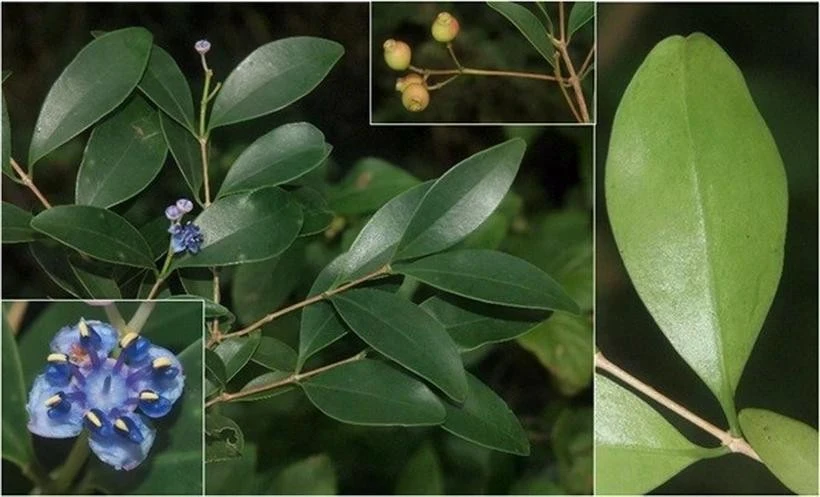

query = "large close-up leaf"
(208, 37), (344, 129)
(28, 27), (152, 167)
(605, 33), (788, 426)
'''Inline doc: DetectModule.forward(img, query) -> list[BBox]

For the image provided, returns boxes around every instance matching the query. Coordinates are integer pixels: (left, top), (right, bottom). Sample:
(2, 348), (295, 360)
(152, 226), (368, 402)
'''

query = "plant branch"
(206, 350), (367, 408)
(559, 0), (566, 44)
(556, 41), (591, 122)
(409, 64), (565, 83)
(553, 54), (582, 122)
(595, 352), (762, 462)
(579, 43), (596, 80)
(208, 265), (391, 347)
(198, 65), (214, 206)
(9, 157), (52, 209)
(446, 42), (463, 70)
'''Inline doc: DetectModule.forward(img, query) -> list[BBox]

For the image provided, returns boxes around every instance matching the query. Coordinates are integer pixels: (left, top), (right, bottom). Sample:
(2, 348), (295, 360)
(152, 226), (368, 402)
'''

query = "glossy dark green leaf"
(420, 296), (545, 351)
(139, 216), (172, 261)
(232, 246), (303, 324)
(2, 310), (35, 469)
(31, 205), (155, 269)
(205, 348), (228, 388)
(1, 90), (15, 182)
(606, 34), (788, 426)
(160, 112), (203, 202)
(340, 181), (432, 282)
(292, 187), (334, 237)
(206, 413), (244, 462)
(595, 374), (718, 494)
(331, 289), (467, 401)
(171, 186), (303, 269)
(138, 44), (196, 132)
(518, 313), (592, 396)
(69, 256), (122, 299)
(214, 333), (261, 382)
(302, 359), (446, 426)
(136, 300), (204, 349)
(30, 242), (87, 298)
(208, 37), (344, 129)
(395, 249), (579, 312)
(218, 122), (331, 197)
(298, 255), (348, 369)
(396, 139), (525, 260)
(739, 408), (818, 495)
(395, 442), (444, 495)
(169, 295), (233, 324)
(328, 157), (421, 215)
(75, 95), (168, 207)
(234, 371), (294, 402)
(2, 202), (36, 243)
(271, 454), (337, 495)
(441, 373), (530, 455)
(29, 27), (152, 166)
(567, 2), (594, 39)
(487, 3), (555, 68)
(534, 2), (554, 35)
(252, 336), (297, 372)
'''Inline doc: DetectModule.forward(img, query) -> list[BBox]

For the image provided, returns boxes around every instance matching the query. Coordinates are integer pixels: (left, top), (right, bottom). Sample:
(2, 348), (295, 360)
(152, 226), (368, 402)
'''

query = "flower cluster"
(26, 319), (184, 470)
(165, 198), (203, 255)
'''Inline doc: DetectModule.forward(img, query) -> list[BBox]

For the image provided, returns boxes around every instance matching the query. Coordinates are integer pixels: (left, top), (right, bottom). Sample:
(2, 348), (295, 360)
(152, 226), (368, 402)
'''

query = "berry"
(395, 73), (424, 92)
(383, 39), (412, 71)
(432, 12), (460, 43)
(401, 83), (430, 112)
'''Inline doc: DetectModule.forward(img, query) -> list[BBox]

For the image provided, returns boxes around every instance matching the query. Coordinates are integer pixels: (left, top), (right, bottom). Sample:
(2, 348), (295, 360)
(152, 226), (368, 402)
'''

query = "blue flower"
(169, 222), (204, 255)
(26, 319), (184, 471)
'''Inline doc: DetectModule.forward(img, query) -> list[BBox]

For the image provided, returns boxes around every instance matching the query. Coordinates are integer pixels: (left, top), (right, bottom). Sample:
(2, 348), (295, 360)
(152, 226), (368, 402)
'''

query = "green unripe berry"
(383, 39), (412, 71)
(401, 83), (430, 112)
(395, 73), (424, 92)
(431, 12), (460, 42)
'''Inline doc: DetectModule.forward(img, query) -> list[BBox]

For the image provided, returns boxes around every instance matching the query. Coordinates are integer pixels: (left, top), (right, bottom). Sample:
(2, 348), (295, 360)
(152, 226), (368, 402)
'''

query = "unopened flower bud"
(395, 73), (424, 93)
(194, 40), (211, 54)
(432, 12), (460, 43)
(176, 198), (193, 213)
(383, 39), (412, 71)
(401, 83), (430, 112)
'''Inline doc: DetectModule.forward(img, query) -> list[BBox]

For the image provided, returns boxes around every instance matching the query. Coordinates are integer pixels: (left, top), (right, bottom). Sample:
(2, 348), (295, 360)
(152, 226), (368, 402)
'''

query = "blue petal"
(88, 413), (156, 471)
(26, 374), (84, 439)
(134, 346), (185, 406)
(50, 320), (118, 358)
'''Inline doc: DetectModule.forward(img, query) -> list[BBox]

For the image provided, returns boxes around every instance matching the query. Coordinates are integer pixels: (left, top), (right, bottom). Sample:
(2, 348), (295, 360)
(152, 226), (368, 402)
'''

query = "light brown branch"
(9, 158), (52, 209)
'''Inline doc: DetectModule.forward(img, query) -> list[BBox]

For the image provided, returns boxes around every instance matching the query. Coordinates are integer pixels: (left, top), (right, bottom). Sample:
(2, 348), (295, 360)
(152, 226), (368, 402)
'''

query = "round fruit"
(431, 12), (460, 43)
(401, 83), (430, 112)
(395, 73), (424, 92)
(383, 39), (412, 70)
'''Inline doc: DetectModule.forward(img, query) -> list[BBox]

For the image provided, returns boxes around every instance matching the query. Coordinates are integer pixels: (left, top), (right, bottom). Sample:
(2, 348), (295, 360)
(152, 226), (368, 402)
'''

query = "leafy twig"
(409, 64), (565, 83)
(9, 157), (52, 209)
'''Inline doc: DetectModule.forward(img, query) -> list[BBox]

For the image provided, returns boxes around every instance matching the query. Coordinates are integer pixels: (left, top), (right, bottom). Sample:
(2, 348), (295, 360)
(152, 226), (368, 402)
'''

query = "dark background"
(595, 3), (818, 494)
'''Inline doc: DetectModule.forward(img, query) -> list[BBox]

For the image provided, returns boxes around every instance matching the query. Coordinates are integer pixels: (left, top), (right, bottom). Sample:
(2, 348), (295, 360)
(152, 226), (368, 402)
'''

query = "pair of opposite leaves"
(599, 33), (817, 495)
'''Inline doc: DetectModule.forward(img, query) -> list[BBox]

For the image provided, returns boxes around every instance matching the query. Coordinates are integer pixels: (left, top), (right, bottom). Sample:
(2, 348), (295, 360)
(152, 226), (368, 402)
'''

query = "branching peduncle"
(594, 351), (762, 462)
(9, 157), (52, 209)
(205, 350), (368, 408)
(207, 264), (391, 348)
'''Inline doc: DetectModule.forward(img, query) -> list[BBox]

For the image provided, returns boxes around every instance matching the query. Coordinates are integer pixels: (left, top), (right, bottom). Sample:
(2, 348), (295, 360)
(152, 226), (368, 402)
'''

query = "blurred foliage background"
(371, 2), (594, 123)
(2, 3), (592, 494)
(595, 3), (818, 494)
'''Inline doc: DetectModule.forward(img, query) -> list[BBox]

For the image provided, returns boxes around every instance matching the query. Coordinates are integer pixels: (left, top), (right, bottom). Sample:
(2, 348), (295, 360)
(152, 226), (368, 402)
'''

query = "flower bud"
(194, 40), (211, 54)
(432, 12), (460, 43)
(395, 73), (424, 92)
(383, 39), (412, 71)
(401, 83), (430, 112)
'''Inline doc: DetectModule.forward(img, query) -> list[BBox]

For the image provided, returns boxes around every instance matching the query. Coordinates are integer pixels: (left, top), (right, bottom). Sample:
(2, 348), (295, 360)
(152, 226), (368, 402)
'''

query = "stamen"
(119, 332), (138, 349)
(83, 408), (111, 436)
(152, 357), (172, 369)
(139, 390), (159, 401)
(113, 416), (144, 443)
(47, 353), (68, 363)
(78, 318), (102, 351)
(85, 410), (102, 428)
(152, 356), (179, 380)
(45, 393), (63, 407)
(45, 391), (72, 419)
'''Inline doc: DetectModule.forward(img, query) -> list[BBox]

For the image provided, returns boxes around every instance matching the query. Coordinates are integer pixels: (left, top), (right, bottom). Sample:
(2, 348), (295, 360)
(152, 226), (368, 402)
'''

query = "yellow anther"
(47, 353), (68, 363)
(139, 391), (159, 401)
(85, 410), (102, 427)
(78, 318), (90, 337)
(120, 332), (139, 348)
(45, 394), (62, 407)
(114, 418), (129, 432)
(152, 357), (172, 369)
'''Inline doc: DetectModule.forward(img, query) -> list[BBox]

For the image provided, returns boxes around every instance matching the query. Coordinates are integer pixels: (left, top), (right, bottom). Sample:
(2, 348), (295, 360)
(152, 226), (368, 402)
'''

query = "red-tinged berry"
(383, 39), (412, 70)
(432, 12), (460, 43)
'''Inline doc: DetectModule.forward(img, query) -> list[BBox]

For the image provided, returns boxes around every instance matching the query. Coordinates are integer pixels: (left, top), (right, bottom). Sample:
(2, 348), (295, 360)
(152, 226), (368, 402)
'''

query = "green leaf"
(595, 374), (717, 494)
(328, 157), (421, 215)
(394, 249), (579, 312)
(1, 310), (35, 470)
(138, 44), (196, 133)
(29, 27), (153, 166)
(534, 2), (554, 35)
(567, 2), (594, 39)
(171, 295), (233, 323)
(298, 255), (348, 368)
(339, 181), (432, 282)
(331, 289), (467, 402)
(218, 122), (331, 197)
(396, 139), (525, 260)
(441, 373), (530, 456)
(160, 112), (202, 202)
(231, 245), (303, 324)
(271, 454), (337, 495)
(206, 413), (244, 462)
(517, 313), (592, 396)
(395, 442), (444, 494)
(208, 37), (344, 129)
(214, 333), (261, 382)
(178, 267), (214, 299)
(234, 371), (294, 402)
(2, 202), (36, 243)
(605, 34), (788, 426)
(301, 359), (446, 426)
(1, 89), (15, 183)
(69, 256), (122, 299)
(251, 336), (297, 372)
(30, 242), (87, 298)
(171, 186), (303, 269)
(207, 442), (257, 494)
(30, 205), (155, 269)
(487, 3), (556, 68)
(139, 216), (172, 261)
(420, 295), (545, 352)
(293, 187), (334, 237)
(205, 348), (228, 388)
(739, 408), (818, 495)
(75, 95), (168, 207)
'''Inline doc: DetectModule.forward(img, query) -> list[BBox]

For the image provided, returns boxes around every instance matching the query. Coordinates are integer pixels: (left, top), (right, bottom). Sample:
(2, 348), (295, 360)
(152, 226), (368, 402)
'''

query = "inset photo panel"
(1, 300), (204, 494)
(371, 1), (595, 124)
(595, 2), (818, 495)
